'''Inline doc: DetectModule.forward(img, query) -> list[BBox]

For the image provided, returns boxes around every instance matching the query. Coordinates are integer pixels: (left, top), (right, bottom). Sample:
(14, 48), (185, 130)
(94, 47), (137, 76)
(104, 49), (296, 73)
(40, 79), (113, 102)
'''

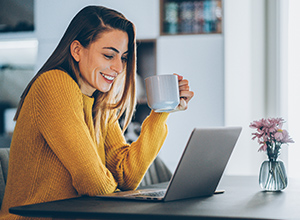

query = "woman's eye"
(121, 57), (128, 63)
(104, 54), (113, 59)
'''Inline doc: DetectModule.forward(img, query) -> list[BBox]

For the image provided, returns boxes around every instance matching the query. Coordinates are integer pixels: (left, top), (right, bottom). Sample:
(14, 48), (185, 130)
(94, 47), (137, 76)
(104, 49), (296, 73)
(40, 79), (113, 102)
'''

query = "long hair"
(14, 6), (136, 143)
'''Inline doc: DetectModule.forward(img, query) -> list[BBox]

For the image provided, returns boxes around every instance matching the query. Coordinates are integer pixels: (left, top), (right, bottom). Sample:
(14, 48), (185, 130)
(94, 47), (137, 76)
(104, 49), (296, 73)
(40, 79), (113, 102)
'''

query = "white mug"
(145, 74), (180, 112)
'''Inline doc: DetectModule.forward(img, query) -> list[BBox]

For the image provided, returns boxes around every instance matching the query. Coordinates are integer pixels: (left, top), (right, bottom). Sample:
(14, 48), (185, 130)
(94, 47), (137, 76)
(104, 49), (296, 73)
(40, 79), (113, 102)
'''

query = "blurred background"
(0, 0), (299, 178)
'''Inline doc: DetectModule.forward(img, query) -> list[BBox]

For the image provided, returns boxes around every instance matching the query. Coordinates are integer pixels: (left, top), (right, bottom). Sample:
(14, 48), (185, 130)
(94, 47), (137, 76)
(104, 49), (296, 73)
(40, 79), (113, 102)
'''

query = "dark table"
(9, 176), (300, 220)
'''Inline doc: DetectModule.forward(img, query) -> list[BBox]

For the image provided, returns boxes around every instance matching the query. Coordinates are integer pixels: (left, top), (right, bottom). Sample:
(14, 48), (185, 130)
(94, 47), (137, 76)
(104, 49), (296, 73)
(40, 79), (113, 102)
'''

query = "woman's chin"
(97, 85), (112, 93)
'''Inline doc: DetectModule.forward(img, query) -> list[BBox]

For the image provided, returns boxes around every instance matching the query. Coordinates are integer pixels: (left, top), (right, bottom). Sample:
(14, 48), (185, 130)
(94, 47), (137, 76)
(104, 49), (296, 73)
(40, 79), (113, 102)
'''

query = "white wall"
(288, 0), (300, 178)
(157, 34), (224, 171)
(99, 0), (160, 40)
(224, 0), (267, 175)
(34, 0), (160, 71)
(34, 0), (98, 71)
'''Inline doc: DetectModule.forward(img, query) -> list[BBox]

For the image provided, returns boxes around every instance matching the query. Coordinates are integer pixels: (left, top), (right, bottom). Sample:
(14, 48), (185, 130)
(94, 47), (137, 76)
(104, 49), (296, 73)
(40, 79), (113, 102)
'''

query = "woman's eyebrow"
(103, 47), (128, 55)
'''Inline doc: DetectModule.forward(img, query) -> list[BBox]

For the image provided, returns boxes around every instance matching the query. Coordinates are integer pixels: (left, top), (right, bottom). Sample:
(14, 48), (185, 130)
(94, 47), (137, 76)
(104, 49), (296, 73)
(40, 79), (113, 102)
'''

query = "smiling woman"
(70, 30), (129, 95)
(0, 5), (194, 220)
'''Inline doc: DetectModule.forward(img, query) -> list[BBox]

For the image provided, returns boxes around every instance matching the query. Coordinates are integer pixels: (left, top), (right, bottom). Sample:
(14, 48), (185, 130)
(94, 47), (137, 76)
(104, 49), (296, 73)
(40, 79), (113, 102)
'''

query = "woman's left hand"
(171, 73), (194, 112)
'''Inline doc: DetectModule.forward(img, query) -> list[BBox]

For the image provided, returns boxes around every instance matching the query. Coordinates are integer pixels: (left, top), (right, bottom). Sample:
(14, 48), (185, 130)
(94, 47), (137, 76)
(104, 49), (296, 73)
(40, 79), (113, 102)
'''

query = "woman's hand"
(171, 73), (194, 112)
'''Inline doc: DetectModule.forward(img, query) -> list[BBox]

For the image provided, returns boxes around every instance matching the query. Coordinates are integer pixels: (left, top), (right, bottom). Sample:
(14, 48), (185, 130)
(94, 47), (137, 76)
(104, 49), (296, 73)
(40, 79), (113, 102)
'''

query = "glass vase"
(259, 158), (288, 191)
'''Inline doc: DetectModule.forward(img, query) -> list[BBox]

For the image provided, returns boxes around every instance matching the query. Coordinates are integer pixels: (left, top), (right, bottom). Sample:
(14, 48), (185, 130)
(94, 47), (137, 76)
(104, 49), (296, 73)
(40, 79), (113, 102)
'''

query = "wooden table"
(9, 176), (300, 219)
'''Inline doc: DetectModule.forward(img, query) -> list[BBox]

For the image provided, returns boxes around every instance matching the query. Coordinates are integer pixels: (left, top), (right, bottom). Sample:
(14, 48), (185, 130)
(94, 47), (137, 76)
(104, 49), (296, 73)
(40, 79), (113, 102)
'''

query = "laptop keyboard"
(137, 190), (166, 197)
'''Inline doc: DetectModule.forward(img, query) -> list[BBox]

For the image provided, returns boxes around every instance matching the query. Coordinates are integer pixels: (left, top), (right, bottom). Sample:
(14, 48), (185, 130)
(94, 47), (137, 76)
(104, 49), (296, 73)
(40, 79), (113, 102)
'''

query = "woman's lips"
(100, 72), (115, 82)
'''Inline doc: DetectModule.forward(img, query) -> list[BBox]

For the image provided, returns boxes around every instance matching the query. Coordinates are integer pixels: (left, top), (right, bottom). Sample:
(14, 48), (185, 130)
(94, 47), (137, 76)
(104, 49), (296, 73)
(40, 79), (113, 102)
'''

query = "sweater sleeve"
(105, 110), (169, 191)
(32, 70), (117, 196)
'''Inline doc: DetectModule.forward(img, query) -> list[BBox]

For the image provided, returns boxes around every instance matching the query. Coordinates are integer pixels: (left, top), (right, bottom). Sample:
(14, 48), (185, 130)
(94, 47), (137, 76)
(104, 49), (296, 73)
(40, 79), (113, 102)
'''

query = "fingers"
(179, 98), (187, 110)
(173, 73), (183, 81)
(169, 73), (194, 112)
(179, 79), (190, 90)
(180, 90), (194, 104)
(169, 98), (187, 113)
(177, 77), (194, 104)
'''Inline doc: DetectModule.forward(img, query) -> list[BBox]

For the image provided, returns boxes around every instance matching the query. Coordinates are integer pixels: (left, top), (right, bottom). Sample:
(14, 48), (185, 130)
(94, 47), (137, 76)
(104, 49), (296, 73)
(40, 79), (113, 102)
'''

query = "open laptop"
(98, 127), (242, 202)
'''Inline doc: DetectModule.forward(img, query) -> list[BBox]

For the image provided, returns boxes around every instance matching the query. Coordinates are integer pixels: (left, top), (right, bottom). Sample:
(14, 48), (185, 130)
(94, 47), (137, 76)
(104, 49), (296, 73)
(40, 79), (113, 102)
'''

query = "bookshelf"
(160, 0), (222, 35)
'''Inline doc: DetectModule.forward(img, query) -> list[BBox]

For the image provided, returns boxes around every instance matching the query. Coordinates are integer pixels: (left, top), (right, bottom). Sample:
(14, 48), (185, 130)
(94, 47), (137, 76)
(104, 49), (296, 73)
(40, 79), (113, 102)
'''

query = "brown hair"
(14, 5), (136, 143)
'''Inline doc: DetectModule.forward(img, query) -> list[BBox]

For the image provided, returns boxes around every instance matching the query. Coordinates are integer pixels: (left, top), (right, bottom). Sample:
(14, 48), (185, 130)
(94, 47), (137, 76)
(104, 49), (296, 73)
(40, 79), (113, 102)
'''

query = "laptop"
(98, 127), (242, 202)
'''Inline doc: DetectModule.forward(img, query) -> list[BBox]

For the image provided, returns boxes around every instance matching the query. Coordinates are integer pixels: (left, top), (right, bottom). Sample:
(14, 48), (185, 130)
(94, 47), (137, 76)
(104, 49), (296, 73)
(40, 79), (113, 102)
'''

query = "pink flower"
(274, 129), (294, 143)
(249, 119), (266, 130)
(267, 118), (284, 132)
(250, 117), (294, 153)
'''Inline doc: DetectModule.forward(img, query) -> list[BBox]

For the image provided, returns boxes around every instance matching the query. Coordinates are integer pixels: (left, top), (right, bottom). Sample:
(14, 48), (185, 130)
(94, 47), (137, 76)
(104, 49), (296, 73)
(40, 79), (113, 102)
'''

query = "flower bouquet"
(250, 117), (294, 191)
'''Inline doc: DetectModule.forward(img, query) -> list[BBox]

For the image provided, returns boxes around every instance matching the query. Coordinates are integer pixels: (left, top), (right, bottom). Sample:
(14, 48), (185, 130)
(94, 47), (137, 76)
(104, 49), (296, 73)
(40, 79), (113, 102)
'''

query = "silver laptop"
(98, 127), (242, 202)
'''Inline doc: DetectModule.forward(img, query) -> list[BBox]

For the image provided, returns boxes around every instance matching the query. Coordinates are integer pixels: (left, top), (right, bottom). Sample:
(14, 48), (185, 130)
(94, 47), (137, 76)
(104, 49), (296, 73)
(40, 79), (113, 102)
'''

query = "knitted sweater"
(0, 69), (169, 220)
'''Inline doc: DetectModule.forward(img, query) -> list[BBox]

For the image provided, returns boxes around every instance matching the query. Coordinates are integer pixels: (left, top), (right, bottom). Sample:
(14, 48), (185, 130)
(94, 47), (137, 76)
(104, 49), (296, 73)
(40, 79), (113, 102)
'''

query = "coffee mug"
(145, 74), (180, 112)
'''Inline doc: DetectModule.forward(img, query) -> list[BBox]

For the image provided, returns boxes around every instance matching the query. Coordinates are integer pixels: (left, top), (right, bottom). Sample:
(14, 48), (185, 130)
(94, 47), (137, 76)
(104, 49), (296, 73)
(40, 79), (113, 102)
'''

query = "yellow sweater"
(0, 70), (169, 220)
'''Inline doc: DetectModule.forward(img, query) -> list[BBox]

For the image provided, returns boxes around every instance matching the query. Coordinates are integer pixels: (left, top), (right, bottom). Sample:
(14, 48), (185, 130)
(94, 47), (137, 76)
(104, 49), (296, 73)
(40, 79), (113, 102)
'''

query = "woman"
(0, 5), (194, 219)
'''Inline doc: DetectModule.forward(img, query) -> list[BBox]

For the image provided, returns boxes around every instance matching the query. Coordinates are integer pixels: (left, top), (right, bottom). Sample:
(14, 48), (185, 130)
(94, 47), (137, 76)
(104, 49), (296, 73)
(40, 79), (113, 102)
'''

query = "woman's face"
(72, 29), (129, 96)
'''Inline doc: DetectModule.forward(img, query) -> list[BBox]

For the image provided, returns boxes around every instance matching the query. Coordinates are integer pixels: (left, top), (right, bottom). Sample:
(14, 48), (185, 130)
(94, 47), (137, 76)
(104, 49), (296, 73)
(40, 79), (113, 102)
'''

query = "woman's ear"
(70, 40), (82, 62)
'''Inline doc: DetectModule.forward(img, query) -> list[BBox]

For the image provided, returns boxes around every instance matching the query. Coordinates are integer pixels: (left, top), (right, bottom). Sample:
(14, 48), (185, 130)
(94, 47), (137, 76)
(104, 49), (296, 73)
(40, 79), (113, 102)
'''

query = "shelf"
(160, 0), (223, 36)
(161, 31), (221, 36)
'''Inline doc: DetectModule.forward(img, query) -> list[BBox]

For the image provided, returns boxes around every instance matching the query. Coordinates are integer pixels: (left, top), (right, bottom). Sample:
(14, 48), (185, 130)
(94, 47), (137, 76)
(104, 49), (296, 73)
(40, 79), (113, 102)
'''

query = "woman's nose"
(111, 58), (124, 74)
